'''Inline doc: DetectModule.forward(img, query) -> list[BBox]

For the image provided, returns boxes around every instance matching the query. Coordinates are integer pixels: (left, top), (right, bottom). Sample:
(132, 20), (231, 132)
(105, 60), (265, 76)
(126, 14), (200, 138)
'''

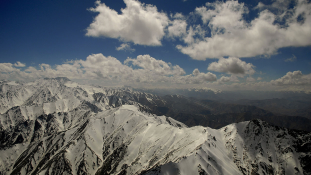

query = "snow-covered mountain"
(0, 78), (310, 175)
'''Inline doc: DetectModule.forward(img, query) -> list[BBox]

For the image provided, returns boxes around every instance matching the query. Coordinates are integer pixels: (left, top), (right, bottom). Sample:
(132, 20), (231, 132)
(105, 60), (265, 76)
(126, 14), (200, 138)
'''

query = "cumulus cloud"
(0, 54), (218, 87)
(78, 54), (132, 80)
(254, 2), (265, 10)
(207, 57), (255, 75)
(2, 59), (311, 92)
(271, 70), (311, 85)
(180, 25), (206, 44)
(217, 75), (240, 83)
(254, 0), (295, 15)
(116, 43), (135, 52)
(218, 76), (231, 82)
(1, 54), (132, 83)
(125, 55), (185, 76)
(86, 0), (169, 46)
(176, 0), (311, 60)
(85, 0), (311, 60)
(0, 63), (16, 72)
(14, 61), (26, 67)
(167, 19), (187, 38)
(179, 68), (217, 84)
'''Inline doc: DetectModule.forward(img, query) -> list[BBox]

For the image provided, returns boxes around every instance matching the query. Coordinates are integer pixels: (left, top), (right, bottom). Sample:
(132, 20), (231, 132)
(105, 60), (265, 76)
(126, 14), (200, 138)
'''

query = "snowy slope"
(142, 120), (311, 175)
(0, 78), (310, 175)
(7, 105), (241, 175)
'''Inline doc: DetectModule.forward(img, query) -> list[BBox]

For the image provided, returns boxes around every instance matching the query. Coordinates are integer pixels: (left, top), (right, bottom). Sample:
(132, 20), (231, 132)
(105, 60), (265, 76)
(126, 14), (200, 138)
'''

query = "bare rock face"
(0, 78), (310, 175)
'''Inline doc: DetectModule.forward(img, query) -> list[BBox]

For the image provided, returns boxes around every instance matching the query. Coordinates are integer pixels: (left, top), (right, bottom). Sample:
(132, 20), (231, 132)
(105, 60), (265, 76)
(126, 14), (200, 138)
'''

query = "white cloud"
(254, 2), (265, 10)
(1, 54), (218, 87)
(14, 61), (26, 67)
(171, 13), (184, 19)
(254, 0), (295, 16)
(116, 43), (135, 52)
(176, 0), (311, 60)
(54, 62), (83, 78)
(179, 68), (217, 84)
(271, 70), (311, 86)
(207, 57), (255, 75)
(285, 54), (297, 62)
(218, 76), (231, 82)
(78, 54), (132, 80)
(230, 75), (240, 82)
(246, 76), (256, 82)
(167, 19), (187, 38)
(196, 1), (247, 31)
(182, 25), (206, 44)
(2, 59), (311, 92)
(217, 75), (240, 83)
(86, 0), (169, 46)
(257, 77), (262, 81)
(0, 63), (16, 72)
(125, 55), (185, 76)
(24, 66), (37, 73)
(180, 27), (194, 44)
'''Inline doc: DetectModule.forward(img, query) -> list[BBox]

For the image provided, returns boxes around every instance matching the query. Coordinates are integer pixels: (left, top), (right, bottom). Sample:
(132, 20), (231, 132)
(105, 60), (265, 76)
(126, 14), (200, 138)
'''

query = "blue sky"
(0, 0), (311, 92)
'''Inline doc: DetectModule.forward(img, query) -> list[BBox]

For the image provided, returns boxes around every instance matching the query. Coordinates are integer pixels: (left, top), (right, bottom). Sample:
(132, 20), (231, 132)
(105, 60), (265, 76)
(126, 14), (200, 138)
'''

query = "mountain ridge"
(0, 78), (310, 175)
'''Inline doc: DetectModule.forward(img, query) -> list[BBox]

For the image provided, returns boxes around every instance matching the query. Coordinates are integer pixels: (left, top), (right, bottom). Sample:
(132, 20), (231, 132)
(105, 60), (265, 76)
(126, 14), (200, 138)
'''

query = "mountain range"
(0, 77), (310, 175)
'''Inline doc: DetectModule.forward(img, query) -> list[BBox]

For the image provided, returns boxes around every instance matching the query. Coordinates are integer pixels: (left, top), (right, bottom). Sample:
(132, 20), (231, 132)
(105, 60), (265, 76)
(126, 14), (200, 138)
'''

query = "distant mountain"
(235, 98), (311, 119)
(0, 78), (311, 174)
(139, 95), (311, 131)
(1, 78), (310, 132)
(141, 88), (311, 102)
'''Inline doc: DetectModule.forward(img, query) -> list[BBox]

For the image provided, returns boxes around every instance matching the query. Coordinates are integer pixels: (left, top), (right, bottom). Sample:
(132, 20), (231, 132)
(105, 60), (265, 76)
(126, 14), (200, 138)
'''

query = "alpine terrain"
(0, 78), (310, 175)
